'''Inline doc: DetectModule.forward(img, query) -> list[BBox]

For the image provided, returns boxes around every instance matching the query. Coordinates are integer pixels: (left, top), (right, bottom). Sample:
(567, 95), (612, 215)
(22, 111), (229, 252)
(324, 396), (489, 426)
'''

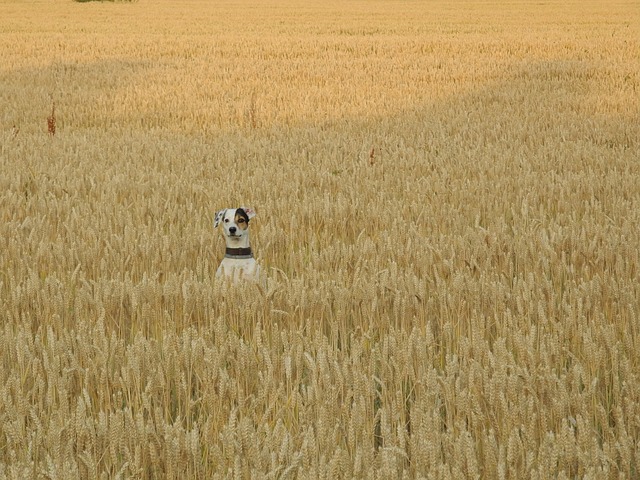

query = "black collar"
(225, 247), (253, 259)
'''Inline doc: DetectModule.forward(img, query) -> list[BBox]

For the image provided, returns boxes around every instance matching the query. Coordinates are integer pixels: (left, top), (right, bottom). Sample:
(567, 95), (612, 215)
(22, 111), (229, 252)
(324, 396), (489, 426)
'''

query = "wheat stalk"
(47, 102), (56, 136)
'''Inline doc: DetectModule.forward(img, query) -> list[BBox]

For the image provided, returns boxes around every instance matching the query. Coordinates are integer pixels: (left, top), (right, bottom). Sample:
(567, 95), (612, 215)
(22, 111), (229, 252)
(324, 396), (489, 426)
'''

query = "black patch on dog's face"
(235, 208), (250, 230)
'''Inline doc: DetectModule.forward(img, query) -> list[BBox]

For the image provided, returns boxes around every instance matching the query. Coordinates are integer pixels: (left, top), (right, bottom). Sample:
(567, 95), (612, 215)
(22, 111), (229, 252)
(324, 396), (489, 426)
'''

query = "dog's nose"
(229, 226), (236, 234)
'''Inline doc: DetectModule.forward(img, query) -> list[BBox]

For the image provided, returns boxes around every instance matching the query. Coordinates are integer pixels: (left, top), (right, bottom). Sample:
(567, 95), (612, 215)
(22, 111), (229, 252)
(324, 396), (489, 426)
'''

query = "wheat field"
(1, 0), (639, 478)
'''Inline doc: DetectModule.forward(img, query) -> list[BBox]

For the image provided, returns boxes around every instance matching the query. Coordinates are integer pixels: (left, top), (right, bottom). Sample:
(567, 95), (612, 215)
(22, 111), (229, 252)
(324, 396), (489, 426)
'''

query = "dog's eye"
(237, 218), (245, 223)
(224, 219), (229, 223)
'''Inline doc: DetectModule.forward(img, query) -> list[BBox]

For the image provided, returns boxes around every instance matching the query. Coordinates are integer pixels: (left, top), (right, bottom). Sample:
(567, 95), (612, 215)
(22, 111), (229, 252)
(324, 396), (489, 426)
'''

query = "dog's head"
(214, 207), (256, 245)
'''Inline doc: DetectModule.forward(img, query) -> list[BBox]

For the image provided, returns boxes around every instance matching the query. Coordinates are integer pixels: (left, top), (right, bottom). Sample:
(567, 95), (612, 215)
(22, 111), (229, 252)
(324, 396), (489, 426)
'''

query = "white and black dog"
(214, 207), (261, 281)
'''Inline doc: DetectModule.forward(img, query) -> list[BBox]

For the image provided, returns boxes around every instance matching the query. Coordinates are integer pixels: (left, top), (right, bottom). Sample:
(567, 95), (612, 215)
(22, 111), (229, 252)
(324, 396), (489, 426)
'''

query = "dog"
(214, 207), (261, 281)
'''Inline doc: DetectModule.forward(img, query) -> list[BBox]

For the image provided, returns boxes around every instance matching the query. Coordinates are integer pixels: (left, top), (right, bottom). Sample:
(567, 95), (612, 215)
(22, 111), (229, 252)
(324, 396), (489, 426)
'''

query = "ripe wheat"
(1, 0), (639, 478)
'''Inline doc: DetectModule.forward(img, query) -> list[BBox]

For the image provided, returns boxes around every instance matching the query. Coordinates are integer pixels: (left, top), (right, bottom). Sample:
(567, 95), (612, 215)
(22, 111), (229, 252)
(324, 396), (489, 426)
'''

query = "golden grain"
(1, 0), (639, 477)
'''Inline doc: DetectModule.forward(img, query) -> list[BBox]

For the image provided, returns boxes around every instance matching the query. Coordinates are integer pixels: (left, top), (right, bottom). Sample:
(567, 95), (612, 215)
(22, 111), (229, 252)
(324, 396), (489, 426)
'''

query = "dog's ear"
(240, 207), (256, 220)
(214, 209), (226, 228)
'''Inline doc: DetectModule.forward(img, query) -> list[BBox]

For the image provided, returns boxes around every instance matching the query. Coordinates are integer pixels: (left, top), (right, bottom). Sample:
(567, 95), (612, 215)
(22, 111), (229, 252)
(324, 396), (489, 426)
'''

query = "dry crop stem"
(47, 103), (56, 136)
(1, 0), (639, 478)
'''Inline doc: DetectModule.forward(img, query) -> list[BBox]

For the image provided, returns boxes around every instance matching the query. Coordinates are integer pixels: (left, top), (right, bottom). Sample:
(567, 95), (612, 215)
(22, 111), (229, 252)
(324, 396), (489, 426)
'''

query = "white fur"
(215, 207), (261, 282)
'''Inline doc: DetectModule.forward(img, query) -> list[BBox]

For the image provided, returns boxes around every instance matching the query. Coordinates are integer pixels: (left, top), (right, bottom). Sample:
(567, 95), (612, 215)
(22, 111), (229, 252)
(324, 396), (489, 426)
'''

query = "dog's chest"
(217, 257), (260, 281)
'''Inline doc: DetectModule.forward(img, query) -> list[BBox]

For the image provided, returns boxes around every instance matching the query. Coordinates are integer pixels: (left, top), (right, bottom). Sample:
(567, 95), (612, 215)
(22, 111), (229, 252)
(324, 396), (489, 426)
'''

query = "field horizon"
(1, 0), (639, 478)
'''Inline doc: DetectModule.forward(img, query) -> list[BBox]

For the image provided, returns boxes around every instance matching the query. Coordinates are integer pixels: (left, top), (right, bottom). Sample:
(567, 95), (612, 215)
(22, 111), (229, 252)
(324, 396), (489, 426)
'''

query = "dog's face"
(214, 207), (256, 245)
